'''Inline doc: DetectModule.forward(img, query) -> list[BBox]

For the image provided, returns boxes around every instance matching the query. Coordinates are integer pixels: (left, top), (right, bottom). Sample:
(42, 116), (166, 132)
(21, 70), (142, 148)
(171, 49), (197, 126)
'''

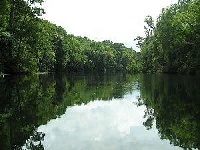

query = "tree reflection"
(0, 73), (138, 149)
(139, 74), (200, 149)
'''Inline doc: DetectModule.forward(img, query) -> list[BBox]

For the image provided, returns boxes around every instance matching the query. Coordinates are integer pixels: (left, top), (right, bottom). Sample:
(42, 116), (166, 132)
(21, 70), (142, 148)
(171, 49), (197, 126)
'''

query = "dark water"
(0, 73), (199, 150)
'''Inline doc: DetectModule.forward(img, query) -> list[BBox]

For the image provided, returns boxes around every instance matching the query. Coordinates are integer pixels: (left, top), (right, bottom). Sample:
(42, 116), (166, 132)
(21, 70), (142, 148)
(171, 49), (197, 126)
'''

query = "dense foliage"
(1, 0), (199, 74)
(0, 0), (138, 74)
(136, 0), (200, 74)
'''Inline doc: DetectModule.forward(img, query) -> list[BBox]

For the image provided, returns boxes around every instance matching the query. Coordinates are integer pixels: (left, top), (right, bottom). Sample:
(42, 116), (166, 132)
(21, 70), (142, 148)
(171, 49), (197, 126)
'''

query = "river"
(0, 73), (199, 150)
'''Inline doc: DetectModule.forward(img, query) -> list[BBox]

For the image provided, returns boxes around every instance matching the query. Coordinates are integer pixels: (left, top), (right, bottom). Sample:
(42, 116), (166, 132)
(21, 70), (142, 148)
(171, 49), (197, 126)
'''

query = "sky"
(42, 0), (177, 50)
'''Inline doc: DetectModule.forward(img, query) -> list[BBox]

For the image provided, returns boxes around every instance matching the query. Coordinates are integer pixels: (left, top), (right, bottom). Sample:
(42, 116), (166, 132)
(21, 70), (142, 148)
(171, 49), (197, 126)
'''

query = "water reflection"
(139, 74), (200, 149)
(0, 73), (139, 149)
(37, 99), (182, 150)
(0, 73), (199, 149)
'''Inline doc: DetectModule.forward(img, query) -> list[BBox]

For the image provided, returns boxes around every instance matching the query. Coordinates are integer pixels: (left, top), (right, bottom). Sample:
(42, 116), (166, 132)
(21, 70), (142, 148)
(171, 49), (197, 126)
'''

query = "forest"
(136, 0), (200, 74)
(0, 0), (199, 74)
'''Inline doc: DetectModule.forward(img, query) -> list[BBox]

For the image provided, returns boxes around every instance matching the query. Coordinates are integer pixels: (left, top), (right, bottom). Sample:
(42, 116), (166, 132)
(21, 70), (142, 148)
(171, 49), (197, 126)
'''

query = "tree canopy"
(137, 0), (200, 74)
(0, 0), (139, 74)
(0, 0), (200, 74)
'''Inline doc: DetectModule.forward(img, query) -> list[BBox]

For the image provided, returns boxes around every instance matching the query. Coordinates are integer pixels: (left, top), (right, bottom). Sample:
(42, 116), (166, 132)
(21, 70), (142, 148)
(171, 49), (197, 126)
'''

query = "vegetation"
(0, 0), (139, 74)
(0, 1), (199, 149)
(1, 0), (199, 74)
(136, 0), (200, 74)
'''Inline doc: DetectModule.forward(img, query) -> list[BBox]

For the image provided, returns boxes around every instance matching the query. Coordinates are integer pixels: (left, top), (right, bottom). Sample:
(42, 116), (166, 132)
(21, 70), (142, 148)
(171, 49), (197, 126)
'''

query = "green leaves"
(0, 0), (140, 74)
(139, 0), (200, 74)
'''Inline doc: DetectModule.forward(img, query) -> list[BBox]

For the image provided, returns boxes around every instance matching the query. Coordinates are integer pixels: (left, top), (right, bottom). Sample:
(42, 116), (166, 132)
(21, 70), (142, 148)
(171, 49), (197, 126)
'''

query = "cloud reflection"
(37, 92), (181, 150)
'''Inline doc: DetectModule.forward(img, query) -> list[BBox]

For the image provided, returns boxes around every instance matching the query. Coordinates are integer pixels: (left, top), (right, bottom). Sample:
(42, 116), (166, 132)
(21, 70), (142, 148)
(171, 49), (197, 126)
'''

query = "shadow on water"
(0, 73), (139, 150)
(139, 74), (200, 150)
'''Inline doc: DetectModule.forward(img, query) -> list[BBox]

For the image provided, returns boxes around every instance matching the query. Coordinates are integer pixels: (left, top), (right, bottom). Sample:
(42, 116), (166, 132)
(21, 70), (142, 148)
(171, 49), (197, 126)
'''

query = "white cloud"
(42, 0), (177, 50)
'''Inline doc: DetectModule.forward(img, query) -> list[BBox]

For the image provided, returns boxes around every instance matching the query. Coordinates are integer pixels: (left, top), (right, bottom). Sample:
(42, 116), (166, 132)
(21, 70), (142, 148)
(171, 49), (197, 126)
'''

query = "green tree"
(138, 0), (200, 74)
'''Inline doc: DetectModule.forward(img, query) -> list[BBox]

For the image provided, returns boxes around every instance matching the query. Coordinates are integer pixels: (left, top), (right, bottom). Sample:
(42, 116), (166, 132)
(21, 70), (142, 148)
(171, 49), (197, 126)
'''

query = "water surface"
(0, 73), (199, 150)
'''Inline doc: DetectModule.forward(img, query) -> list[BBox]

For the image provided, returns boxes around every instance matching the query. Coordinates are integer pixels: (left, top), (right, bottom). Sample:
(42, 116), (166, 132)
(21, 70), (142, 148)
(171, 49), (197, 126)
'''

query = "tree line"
(0, 0), (199, 74)
(136, 0), (200, 74)
(0, 0), (139, 74)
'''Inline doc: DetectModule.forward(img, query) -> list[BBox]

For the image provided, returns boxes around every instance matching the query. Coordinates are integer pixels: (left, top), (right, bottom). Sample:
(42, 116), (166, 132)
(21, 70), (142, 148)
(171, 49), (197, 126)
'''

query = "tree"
(144, 15), (155, 38)
(138, 0), (200, 74)
(0, 0), (44, 74)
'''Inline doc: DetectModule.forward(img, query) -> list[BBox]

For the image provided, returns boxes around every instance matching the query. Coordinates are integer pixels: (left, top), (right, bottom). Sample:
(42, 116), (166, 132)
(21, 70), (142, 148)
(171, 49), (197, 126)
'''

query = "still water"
(0, 73), (199, 150)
